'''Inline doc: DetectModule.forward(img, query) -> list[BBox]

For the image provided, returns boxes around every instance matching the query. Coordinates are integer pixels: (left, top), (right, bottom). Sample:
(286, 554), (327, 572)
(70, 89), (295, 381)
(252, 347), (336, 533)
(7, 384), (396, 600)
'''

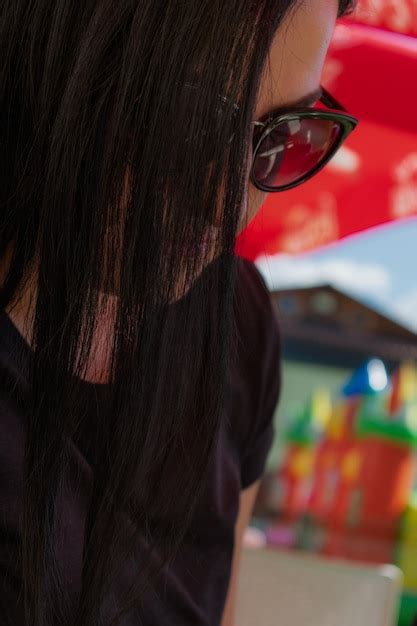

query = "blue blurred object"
(342, 359), (388, 397)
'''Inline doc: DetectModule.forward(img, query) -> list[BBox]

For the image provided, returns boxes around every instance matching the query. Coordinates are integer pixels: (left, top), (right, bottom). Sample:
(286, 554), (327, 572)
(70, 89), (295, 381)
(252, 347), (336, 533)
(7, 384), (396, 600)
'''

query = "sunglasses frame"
(250, 87), (359, 193)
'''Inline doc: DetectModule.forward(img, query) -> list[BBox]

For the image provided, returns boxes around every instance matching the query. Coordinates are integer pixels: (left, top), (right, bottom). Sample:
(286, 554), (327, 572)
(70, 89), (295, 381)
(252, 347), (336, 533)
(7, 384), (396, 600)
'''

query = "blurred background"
(233, 2), (417, 625)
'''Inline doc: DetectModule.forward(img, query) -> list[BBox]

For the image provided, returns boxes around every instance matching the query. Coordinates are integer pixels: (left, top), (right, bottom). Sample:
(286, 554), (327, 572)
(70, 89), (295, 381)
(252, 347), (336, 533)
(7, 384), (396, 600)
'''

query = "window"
(310, 291), (338, 316)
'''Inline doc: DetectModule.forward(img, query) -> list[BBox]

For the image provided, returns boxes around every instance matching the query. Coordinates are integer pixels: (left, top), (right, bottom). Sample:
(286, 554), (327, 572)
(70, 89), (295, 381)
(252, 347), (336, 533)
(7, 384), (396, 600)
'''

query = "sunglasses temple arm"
(320, 86), (348, 113)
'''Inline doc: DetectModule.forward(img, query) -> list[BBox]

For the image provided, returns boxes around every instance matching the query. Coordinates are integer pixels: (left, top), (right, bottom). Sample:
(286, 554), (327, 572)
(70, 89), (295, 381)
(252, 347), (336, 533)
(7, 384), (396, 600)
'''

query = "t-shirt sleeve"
(233, 258), (282, 490)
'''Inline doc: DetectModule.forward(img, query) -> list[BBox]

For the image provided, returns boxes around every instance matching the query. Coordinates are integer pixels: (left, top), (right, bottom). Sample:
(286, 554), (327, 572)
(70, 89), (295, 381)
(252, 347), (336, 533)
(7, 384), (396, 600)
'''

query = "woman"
(0, 0), (357, 624)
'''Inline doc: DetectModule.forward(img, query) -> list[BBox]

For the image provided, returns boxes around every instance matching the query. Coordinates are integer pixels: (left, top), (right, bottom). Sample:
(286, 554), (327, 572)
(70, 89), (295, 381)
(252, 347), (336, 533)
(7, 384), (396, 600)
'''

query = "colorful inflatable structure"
(270, 359), (417, 625)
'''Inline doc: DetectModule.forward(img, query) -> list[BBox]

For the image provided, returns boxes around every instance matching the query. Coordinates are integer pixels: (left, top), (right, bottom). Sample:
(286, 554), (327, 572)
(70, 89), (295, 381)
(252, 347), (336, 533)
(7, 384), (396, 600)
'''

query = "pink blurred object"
(265, 524), (297, 549)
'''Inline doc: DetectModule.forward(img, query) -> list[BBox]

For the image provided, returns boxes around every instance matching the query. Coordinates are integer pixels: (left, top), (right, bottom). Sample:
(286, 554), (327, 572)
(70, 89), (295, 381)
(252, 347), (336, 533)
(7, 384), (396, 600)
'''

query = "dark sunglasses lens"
(253, 117), (343, 190)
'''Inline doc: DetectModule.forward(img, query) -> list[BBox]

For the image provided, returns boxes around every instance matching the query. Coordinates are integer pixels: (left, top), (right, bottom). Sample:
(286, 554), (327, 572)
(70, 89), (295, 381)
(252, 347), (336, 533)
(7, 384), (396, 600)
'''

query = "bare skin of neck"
(0, 244), (113, 384)
(0, 243), (36, 347)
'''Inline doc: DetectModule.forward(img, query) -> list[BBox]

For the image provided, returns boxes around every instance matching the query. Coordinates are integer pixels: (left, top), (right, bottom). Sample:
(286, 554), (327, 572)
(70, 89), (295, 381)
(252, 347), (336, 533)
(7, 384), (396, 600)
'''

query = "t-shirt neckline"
(0, 308), (111, 390)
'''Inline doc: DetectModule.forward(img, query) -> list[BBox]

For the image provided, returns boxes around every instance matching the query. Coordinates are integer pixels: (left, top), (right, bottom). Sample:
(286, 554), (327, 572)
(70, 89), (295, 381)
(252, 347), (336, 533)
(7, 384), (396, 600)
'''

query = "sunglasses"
(250, 88), (359, 193)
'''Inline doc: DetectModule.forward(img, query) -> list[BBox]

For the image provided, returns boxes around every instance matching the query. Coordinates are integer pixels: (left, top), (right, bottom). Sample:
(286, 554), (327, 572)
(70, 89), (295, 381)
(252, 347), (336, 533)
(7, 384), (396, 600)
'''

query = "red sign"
(349, 0), (417, 37)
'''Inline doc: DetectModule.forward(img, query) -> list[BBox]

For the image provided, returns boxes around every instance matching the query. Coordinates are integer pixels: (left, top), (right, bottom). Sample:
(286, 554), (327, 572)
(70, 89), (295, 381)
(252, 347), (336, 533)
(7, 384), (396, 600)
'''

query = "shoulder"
(231, 255), (281, 361)
(233, 256), (274, 310)
(227, 256), (282, 488)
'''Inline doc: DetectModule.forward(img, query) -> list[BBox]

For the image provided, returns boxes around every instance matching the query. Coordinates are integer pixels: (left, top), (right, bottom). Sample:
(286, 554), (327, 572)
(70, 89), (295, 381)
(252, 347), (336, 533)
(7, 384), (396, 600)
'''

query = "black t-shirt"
(0, 256), (281, 625)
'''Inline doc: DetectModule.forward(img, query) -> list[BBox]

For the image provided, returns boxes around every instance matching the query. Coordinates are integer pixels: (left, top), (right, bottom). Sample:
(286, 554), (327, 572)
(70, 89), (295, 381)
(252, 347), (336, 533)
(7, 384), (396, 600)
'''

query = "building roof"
(272, 284), (417, 369)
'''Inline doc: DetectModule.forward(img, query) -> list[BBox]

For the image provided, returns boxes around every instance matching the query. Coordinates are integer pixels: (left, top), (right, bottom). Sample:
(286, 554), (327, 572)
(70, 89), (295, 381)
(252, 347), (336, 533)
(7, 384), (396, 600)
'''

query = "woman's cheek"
(237, 181), (268, 236)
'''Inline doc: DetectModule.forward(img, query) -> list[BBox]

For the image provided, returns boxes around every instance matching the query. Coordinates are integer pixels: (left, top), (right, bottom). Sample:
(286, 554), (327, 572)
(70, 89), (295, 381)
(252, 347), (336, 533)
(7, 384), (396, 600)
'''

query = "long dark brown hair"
(0, 0), (355, 624)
